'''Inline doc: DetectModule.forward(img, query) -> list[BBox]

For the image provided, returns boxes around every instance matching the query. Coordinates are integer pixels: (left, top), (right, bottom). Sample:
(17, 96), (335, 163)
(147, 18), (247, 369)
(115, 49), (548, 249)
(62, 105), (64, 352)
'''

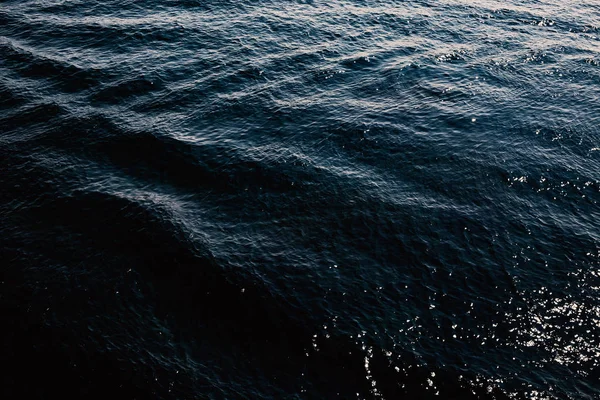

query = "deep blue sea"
(1, 0), (599, 398)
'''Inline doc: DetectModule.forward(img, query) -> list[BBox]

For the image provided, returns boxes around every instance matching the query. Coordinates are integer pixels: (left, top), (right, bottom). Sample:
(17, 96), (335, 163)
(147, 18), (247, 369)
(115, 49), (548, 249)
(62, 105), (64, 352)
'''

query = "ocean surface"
(1, 0), (599, 398)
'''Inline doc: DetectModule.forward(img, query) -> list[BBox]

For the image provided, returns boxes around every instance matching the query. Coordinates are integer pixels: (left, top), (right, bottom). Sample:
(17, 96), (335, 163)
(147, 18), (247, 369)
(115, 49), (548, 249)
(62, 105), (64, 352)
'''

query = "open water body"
(1, 0), (600, 398)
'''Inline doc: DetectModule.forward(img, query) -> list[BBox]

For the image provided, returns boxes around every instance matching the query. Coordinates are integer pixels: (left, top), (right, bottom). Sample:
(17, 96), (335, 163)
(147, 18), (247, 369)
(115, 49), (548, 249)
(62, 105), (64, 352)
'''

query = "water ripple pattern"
(1, 0), (599, 399)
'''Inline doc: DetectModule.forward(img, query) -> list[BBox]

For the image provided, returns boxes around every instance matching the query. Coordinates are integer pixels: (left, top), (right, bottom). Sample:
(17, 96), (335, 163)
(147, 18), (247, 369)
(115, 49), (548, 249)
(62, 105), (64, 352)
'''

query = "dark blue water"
(1, 0), (599, 398)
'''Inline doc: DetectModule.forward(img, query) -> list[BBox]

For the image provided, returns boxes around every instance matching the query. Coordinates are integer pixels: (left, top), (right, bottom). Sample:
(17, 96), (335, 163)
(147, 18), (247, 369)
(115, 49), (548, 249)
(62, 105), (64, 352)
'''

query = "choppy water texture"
(2, 0), (600, 398)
